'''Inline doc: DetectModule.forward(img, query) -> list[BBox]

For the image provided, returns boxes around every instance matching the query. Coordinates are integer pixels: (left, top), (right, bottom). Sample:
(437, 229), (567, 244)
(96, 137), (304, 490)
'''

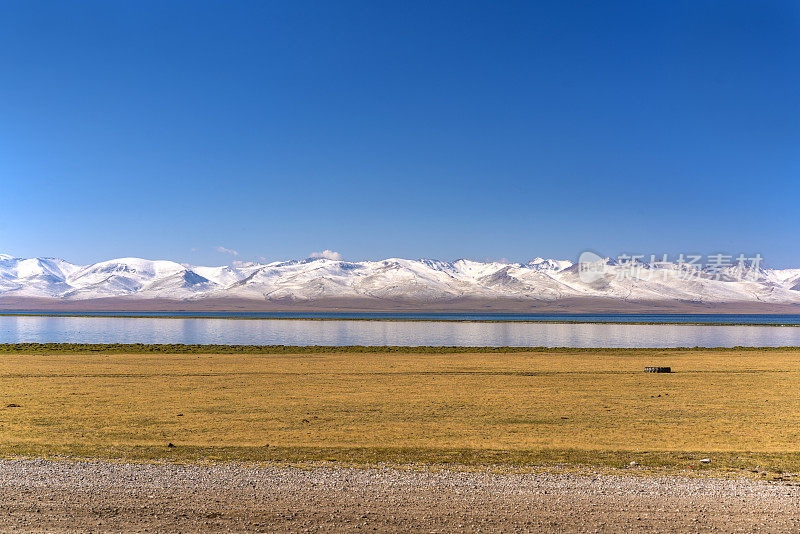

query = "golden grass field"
(1, 348), (800, 470)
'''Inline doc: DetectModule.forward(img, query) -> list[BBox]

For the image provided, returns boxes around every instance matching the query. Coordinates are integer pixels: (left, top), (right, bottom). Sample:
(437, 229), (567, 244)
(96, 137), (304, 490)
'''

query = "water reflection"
(1, 316), (799, 347)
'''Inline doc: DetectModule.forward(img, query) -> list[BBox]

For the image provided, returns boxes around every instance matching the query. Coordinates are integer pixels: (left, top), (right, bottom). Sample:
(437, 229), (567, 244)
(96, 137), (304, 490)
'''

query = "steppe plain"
(1, 345), (799, 531)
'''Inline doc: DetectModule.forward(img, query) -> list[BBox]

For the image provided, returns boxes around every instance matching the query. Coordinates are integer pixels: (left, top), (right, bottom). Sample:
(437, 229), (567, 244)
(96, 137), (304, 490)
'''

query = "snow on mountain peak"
(0, 254), (798, 303)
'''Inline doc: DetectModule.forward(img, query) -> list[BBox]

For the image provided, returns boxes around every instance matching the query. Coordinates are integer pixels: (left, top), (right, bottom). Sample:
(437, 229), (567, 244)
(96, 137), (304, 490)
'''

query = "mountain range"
(1, 254), (799, 312)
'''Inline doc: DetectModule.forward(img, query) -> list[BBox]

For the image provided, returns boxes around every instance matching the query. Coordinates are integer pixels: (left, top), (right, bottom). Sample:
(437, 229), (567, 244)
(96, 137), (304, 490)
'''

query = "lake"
(1, 313), (799, 347)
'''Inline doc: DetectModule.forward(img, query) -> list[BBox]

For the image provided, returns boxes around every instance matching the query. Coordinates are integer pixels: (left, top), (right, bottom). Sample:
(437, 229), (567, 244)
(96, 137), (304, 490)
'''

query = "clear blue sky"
(1, 1), (798, 267)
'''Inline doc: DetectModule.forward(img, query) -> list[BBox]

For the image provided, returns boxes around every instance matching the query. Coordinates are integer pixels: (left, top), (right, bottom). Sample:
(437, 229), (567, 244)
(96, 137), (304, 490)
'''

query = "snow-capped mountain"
(1, 254), (799, 304)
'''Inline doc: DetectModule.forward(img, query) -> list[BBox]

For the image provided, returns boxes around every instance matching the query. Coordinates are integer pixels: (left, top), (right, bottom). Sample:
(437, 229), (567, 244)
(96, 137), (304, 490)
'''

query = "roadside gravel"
(0, 459), (798, 532)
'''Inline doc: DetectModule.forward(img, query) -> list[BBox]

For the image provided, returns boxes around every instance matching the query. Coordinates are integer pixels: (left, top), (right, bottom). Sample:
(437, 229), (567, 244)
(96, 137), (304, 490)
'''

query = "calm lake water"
(1, 314), (799, 347)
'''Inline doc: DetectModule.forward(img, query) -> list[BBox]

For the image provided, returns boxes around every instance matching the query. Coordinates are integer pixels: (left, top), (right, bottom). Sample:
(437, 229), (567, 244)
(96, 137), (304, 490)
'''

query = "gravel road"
(0, 459), (798, 532)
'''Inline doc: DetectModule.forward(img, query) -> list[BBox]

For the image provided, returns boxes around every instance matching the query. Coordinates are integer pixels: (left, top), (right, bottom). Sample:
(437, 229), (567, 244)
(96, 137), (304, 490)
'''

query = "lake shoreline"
(3, 343), (800, 354)
(3, 295), (800, 315)
(1, 311), (800, 327)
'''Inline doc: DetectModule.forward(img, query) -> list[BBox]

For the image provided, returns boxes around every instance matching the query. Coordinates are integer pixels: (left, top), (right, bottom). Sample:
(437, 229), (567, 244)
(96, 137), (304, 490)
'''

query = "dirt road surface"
(0, 459), (798, 532)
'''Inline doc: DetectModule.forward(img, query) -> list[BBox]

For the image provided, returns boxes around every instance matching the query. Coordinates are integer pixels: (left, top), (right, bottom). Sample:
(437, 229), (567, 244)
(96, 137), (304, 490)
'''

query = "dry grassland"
(1, 349), (799, 470)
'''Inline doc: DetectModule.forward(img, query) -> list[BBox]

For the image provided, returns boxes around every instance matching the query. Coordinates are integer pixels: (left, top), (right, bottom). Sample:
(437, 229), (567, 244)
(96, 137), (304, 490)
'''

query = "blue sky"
(1, 1), (798, 267)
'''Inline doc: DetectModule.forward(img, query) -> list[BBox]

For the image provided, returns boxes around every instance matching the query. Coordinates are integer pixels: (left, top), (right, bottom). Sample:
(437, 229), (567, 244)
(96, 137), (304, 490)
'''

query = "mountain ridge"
(1, 254), (799, 306)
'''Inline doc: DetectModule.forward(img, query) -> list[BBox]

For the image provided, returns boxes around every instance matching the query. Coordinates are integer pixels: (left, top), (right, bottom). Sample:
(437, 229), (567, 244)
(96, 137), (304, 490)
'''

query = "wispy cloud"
(215, 246), (239, 256)
(309, 249), (343, 261)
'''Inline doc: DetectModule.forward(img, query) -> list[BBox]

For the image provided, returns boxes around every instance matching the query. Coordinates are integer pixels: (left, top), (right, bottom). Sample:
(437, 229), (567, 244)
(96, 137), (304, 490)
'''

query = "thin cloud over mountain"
(309, 250), (343, 261)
